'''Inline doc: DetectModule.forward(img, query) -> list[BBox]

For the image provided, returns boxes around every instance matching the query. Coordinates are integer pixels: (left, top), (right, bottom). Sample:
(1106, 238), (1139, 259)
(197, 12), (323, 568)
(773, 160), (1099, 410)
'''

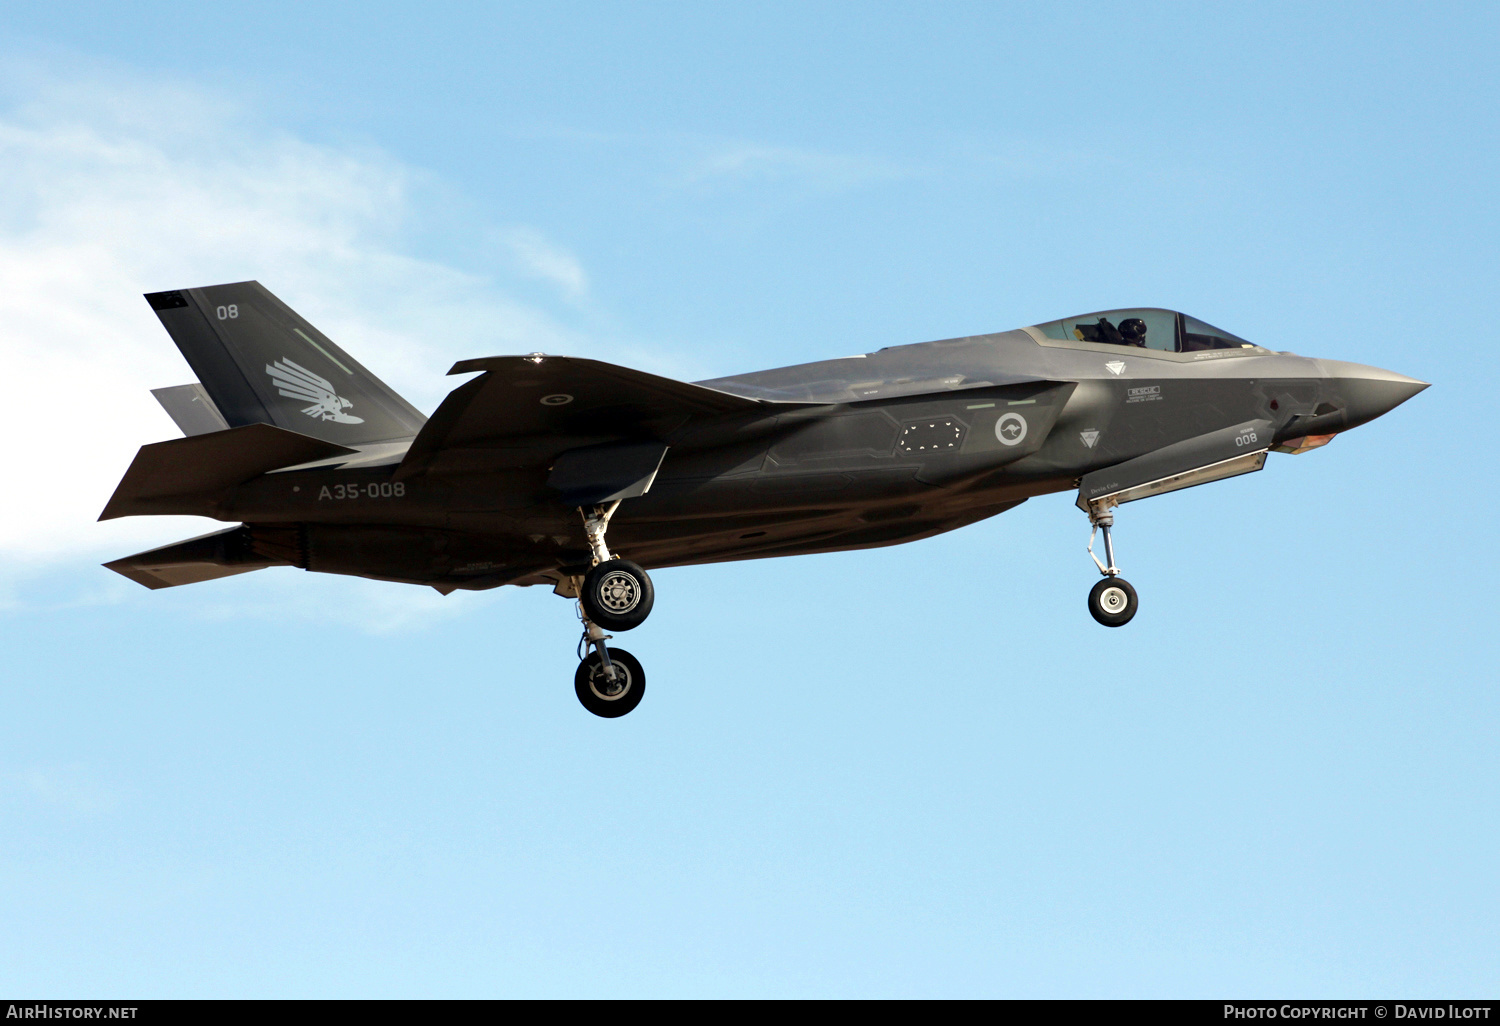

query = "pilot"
(1092, 317), (1124, 345)
(1117, 318), (1148, 347)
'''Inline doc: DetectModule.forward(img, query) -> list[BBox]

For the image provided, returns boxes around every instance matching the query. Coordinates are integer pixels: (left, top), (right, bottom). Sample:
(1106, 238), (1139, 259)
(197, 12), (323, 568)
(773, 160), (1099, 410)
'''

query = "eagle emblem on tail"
(265, 358), (364, 424)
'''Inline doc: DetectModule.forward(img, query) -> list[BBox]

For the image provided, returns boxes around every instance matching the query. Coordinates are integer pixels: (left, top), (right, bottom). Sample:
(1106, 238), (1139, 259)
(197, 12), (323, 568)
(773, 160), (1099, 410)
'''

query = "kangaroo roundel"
(995, 411), (1028, 445)
(266, 358), (364, 424)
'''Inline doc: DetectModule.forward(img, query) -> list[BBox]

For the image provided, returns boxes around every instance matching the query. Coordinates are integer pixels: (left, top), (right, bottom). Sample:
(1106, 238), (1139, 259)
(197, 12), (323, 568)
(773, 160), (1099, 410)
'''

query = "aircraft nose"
(1316, 359), (1429, 430)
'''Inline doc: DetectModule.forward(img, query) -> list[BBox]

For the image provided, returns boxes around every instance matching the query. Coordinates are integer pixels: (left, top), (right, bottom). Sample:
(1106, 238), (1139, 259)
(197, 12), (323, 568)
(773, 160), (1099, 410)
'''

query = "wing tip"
(448, 357), (494, 375)
(448, 354), (579, 376)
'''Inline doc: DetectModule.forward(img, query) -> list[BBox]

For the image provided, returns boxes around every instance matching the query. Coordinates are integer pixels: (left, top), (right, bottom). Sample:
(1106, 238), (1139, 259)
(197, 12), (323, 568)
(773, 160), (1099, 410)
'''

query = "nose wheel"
(1088, 577), (1138, 627)
(1084, 499), (1138, 627)
(567, 501), (654, 716)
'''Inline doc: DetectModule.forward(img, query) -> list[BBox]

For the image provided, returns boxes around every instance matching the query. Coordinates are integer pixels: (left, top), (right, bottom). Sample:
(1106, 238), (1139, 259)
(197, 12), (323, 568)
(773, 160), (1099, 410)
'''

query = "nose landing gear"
(568, 501), (654, 716)
(1085, 499), (1138, 627)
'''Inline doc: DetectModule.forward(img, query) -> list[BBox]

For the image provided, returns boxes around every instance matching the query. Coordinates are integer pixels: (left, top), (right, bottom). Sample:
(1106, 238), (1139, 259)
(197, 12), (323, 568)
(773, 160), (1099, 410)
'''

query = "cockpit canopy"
(1032, 308), (1256, 353)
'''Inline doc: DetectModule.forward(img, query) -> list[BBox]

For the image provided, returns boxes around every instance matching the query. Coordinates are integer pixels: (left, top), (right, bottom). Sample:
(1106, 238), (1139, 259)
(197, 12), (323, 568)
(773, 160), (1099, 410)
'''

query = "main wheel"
(1088, 577), (1138, 627)
(580, 559), (654, 631)
(574, 648), (645, 718)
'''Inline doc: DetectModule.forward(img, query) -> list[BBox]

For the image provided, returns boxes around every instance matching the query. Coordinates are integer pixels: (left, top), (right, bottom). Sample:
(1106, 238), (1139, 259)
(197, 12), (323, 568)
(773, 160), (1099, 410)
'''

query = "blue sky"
(0, 2), (1495, 997)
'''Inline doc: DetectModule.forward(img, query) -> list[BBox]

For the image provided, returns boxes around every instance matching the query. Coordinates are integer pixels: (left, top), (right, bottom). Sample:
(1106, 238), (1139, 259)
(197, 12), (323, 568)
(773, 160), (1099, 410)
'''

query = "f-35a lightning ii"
(103, 284), (1427, 716)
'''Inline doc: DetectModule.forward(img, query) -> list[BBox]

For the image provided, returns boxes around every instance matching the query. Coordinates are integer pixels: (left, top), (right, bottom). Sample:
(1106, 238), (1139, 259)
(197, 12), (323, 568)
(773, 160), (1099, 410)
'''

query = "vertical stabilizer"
(144, 282), (426, 445)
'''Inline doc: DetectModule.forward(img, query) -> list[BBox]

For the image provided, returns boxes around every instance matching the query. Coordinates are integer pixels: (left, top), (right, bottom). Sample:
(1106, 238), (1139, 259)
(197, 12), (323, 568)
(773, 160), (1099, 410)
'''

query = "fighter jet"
(103, 283), (1427, 716)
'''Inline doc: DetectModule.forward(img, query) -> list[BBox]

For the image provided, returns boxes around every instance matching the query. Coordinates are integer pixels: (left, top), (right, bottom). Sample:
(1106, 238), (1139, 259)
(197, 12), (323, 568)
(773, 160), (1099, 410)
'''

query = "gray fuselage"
(206, 324), (1419, 593)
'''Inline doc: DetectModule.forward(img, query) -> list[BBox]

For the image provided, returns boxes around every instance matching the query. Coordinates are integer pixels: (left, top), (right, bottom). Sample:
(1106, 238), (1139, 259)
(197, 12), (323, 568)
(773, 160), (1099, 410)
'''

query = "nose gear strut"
(1084, 497), (1139, 627)
(1087, 498), (1120, 577)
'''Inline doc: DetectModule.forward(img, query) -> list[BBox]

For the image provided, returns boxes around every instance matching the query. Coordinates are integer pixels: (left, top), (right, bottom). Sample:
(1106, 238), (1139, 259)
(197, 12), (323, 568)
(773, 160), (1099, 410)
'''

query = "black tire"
(1088, 577), (1139, 627)
(574, 648), (646, 718)
(580, 559), (654, 631)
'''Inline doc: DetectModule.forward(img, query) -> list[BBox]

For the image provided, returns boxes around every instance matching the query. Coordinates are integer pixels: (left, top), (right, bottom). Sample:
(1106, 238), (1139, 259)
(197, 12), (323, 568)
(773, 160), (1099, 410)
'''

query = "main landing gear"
(570, 500), (655, 717)
(1085, 499), (1138, 628)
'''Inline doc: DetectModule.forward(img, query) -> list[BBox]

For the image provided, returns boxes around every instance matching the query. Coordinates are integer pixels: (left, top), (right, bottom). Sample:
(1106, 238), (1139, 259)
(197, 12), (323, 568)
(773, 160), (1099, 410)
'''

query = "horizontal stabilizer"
(100, 423), (355, 520)
(152, 382), (230, 436)
(548, 441), (669, 507)
(104, 526), (287, 590)
(1077, 419), (1274, 512)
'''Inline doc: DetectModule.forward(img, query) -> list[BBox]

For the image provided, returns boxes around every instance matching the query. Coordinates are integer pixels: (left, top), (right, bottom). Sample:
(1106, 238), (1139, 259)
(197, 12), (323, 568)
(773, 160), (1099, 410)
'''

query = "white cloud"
(684, 142), (911, 192)
(500, 227), (589, 300)
(0, 67), (588, 624)
(1, 763), (118, 815)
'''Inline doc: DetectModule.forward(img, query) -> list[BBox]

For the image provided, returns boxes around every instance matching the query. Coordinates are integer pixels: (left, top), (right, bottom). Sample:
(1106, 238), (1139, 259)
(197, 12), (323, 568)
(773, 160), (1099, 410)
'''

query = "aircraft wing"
(395, 355), (772, 481)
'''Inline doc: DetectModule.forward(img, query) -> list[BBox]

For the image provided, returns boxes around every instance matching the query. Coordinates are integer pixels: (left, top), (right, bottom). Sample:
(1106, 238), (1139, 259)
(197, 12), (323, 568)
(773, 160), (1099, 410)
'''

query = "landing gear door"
(1076, 418), (1274, 513)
